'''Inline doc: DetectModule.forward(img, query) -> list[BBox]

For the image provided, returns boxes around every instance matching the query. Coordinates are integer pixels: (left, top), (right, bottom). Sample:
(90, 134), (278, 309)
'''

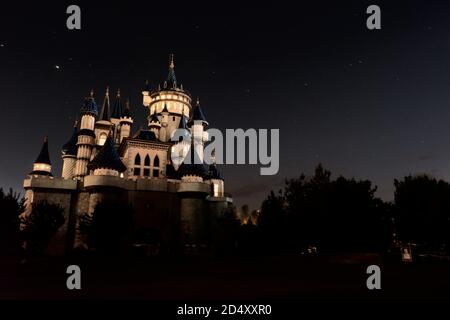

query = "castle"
(21, 56), (233, 254)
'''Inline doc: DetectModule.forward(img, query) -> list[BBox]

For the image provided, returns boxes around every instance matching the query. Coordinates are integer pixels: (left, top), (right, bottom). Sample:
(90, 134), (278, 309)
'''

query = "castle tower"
(74, 90), (98, 180)
(111, 89), (124, 144)
(143, 54), (192, 142)
(188, 98), (209, 164)
(61, 121), (78, 179)
(205, 163), (225, 197)
(160, 103), (169, 129)
(177, 145), (209, 252)
(30, 136), (52, 176)
(170, 114), (190, 170)
(148, 112), (161, 139)
(95, 87), (113, 147)
(119, 99), (133, 143)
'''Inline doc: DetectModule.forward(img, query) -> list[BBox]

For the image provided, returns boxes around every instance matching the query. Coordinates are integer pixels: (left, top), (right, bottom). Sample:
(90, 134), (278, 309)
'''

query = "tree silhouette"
(258, 190), (286, 253)
(258, 164), (389, 254)
(79, 202), (134, 254)
(394, 175), (450, 252)
(20, 201), (65, 254)
(0, 188), (23, 255)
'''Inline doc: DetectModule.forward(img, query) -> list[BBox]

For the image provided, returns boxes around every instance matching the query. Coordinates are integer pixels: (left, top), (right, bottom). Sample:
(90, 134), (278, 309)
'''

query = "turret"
(142, 80), (151, 107)
(148, 112), (161, 140)
(205, 151), (225, 197)
(61, 121), (78, 179)
(87, 136), (126, 177)
(170, 115), (191, 169)
(95, 87), (113, 146)
(30, 136), (52, 177)
(98, 86), (111, 122)
(143, 55), (192, 142)
(74, 90), (98, 180)
(188, 98), (208, 164)
(111, 89), (124, 120)
(161, 103), (169, 128)
(119, 99), (133, 142)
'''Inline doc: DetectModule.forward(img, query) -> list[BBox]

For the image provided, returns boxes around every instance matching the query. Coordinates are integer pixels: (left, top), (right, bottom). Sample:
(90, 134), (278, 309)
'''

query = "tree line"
(236, 164), (450, 255)
(1, 164), (450, 256)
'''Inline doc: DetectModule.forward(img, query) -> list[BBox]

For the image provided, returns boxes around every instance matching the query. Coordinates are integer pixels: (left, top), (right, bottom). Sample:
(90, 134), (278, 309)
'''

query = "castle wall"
(22, 178), (77, 254)
(22, 175), (232, 255)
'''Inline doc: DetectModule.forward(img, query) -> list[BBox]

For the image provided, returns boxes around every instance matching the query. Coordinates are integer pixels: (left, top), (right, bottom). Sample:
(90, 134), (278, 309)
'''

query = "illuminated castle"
(21, 55), (233, 254)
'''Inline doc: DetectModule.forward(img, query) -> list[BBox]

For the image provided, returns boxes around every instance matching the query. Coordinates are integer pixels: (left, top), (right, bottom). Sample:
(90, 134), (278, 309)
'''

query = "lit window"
(98, 132), (107, 146)
(213, 184), (219, 197)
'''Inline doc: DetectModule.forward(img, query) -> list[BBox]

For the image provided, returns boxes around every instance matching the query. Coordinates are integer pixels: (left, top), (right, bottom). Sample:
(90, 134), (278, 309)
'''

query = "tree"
(20, 201), (65, 254)
(257, 190), (286, 253)
(394, 175), (450, 252)
(0, 188), (24, 255)
(79, 202), (134, 254)
(258, 164), (389, 254)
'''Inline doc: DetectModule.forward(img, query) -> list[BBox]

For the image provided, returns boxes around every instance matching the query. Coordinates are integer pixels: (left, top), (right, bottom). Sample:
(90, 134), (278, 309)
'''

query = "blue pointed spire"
(178, 115), (187, 129)
(61, 121), (78, 156)
(123, 99), (131, 118)
(87, 136), (126, 172)
(34, 136), (51, 165)
(189, 97), (208, 126)
(80, 89), (98, 116)
(165, 54), (177, 88)
(111, 89), (124, 119)
(99, 87), (111, 121)
(30, 136), (53, 176)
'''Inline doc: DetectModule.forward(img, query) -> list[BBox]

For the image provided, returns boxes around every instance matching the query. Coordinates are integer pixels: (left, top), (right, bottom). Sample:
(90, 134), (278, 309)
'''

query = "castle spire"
(81, 90), (98, 115)
(99, 86), (111, 121)
(166, 53), (177, 88)
(87, 136), (126, 173)
(61, 122), (79, 156)
(30, 136), (52, 176)
(189, 97), (208, 127)
(123, 98), (131, 118)
(111, 88), (124, 119)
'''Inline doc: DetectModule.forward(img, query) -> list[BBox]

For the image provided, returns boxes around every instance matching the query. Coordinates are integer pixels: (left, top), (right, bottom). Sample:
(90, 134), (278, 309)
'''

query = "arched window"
(143, 155), (151, 176)
(133, 154), (141, 176)
(153, 155), (160, 177)
(134, 154), (141, 165)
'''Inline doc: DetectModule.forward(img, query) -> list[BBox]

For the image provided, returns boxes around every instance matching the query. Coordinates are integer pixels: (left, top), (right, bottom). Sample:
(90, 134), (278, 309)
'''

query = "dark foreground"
(1, 253), (449, 301)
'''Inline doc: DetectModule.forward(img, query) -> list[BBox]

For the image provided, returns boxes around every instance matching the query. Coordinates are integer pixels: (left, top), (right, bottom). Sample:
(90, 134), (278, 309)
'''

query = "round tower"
(170, 114), (191, 170)
(74, 90), (98, 180)
(61, 121), (78, 179)
(188, 98), (209, 164)
(148, 112), (161, 139)
(119, 99), (133, 143)
(143, 54), (192, 142)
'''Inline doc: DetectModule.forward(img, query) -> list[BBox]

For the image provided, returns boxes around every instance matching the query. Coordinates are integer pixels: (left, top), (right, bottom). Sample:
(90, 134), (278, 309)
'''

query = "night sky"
(1, 0), (450, 209)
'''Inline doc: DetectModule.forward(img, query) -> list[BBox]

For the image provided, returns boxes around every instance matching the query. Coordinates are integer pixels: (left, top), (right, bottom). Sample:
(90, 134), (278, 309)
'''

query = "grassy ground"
(1, 253), (449, 301)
